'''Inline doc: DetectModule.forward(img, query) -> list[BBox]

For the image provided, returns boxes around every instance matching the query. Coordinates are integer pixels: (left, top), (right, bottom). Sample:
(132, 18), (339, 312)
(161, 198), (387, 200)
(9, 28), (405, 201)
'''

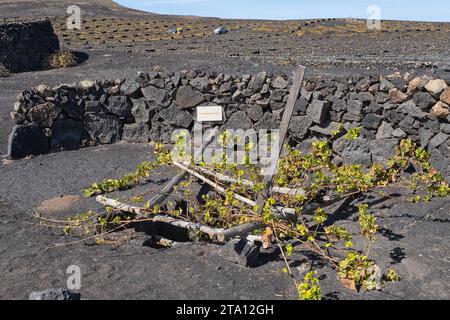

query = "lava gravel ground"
(0, 142), (449, 299)
(0, 1), (449, 300)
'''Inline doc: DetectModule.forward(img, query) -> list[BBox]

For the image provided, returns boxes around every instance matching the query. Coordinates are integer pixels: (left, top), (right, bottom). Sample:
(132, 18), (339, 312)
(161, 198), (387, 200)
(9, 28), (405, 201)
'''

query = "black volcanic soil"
(1, 141), (449, 300)
(2, 1), (450, 72)
(51, 15), (450, 72)
(0, 1), (449, 300)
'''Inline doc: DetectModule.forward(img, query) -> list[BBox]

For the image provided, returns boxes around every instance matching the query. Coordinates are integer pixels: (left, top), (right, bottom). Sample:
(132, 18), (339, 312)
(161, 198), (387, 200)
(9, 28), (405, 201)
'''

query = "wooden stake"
(192, 165), (306, 197)
(255, 65), (306, 216)
(173, 161), (256, 207)
(173, 161), (297, 216)
(97, 196), (144, 216)
(95, 195), (262, 242)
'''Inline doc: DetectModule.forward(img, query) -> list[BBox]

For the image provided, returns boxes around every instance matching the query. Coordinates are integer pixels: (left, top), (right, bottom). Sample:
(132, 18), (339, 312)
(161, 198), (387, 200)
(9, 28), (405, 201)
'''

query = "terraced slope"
(2, 1), (450, 70)
(47, 15), (450, 71)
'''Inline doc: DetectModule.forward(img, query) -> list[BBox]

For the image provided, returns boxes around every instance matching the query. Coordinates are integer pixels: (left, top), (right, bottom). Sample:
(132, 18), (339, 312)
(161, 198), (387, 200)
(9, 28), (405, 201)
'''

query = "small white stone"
(425, 79), (448, 97)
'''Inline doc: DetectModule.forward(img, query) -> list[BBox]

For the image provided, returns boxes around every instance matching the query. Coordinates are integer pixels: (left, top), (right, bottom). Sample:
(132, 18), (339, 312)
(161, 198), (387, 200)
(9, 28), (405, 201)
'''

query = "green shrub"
(0, 63), (11, 77)
(39, 136), (450, 299)
(43, 49), (77, 69)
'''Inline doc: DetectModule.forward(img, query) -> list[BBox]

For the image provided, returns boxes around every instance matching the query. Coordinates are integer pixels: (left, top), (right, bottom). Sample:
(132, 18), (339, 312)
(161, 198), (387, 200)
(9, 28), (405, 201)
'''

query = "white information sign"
(196, 106), (223, 122)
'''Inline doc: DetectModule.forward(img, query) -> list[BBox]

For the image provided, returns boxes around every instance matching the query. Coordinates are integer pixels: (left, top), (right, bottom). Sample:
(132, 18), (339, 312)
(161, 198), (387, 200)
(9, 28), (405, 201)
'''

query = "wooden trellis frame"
(97, 66), (307, 244)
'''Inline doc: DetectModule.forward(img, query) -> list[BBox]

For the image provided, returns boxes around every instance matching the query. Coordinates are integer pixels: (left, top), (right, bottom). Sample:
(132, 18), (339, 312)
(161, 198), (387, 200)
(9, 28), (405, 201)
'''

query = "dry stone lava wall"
(7, 69), (450, 178)
(0, 19), (60, 72)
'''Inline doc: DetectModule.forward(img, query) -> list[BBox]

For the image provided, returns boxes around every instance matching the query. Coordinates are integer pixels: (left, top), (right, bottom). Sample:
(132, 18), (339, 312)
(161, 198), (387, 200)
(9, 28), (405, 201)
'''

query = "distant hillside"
(0, 0), (154, 18)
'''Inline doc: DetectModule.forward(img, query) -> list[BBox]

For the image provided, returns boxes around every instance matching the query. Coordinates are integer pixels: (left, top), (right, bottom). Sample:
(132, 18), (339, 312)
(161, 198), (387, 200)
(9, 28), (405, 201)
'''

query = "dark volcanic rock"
(131, 98), (154, 124)
(379, 77), (395, 92)
(246, 105), (263, 122)
(216, 239), (260, 268)
(294, 96), (309, 114)
(430, 148), (450, 180)
(418, 127), (434, 147)
(54, 90), (84, 120)
(370, 139), (399, 164)
(270, 89), (285, 102)
(149, 122), (174, 143)
(347, 100), (364, 116)
(84, 114), (122, 144)
(142, 85), (171, 107)
(149, 78), (165, 89)
(331, 99), (346, 112)
(232, 90), (244, 102)
(391, 128), (406, 138)
(106, 96), (132, 118)
(412, 91), (436, 110)
(397, 100), (427, 119)
(29, 289), (80, 301)
(272, 76), (288, 89)
(7, 124), (49, 159)
(429, 132), (449, 149)
(225, 111), (253, 130)
(306, 100), (330, 124)
(135, 72), (150, 87)
(289, 115), (313, 140)
(269, 100), (285, 110)
(355, 77), (371, 91)
(175, 85), (205, 109)
(375, 92), (390, 104)
(0, 19), (60, 73)
(309, 121), (341, 137)
(122, 123), (149, 143)
(6, 72), (450, 168)
(357, 91), (374, 104)
(365, 101), (383, 114)
(252, 72), (267, 92)
(439, 139), (450, 157)
(120, 80), (142, 98)
(85, 101), (102, 114)
(158, 105), (194, 128)
(441, 123), (450, 134)
(398, 115), (419, 135)
(51, 119), (84, 151)
(362, 114), (383, 130)
(27, 102), (61, 128)
(15, 95), (40, 111)
(254, 113), (280, 130)
(10, 111), (26, 125)
(376, 121), (394, 140)
(333, 137), (371, 166)
(190, 77), (211, 93)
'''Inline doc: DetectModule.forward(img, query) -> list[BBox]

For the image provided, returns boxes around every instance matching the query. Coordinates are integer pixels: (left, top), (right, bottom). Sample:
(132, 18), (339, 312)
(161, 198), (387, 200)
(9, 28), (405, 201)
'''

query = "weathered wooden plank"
(192, 165), (306, 197)
(255, 65), (307, 216)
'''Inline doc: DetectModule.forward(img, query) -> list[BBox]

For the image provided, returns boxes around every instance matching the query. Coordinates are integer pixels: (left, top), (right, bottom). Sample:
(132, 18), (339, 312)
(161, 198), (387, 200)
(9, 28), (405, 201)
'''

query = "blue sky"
(116, 0), (450, 21)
